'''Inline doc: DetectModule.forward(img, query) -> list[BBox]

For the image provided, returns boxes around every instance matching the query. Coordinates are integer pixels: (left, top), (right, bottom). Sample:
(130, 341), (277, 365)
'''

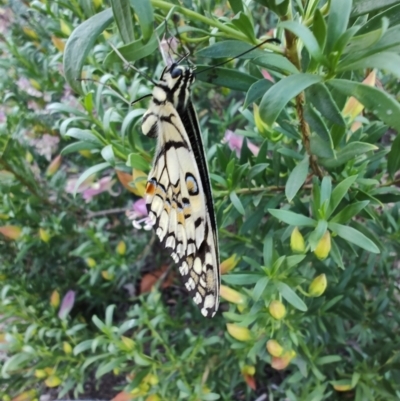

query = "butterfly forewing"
(141, 63), (220, 317)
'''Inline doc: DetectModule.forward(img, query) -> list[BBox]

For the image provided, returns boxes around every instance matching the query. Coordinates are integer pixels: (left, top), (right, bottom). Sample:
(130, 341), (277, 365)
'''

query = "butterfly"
(141, 61), (220, 318)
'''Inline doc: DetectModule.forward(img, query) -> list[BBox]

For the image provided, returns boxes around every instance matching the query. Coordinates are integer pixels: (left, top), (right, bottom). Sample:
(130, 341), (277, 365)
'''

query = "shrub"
(1, 0), (400, 400)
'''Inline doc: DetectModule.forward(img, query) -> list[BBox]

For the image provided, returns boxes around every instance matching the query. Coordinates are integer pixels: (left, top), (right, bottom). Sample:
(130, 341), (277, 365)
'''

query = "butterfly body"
(142, 63), (220, 317)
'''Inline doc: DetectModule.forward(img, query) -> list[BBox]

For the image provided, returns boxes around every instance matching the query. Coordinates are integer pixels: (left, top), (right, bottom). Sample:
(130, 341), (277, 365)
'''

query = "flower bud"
(58, 290), (75, 320)
(241, 365), (255, 376)
(85, 257), (96, 268)
(271, 350), (296, 370)
(145, 395), (161, 401)
(29, 79), (41, 90)
(101, 271), (114, 280)
(269, 300), (286, 320)
(253, 103), (270, 138)
(23, 26), (39, 39)
(45, 376), (62, 387)
(241, 365), (256, 390)
(332, 381), (353, 392)
(220, 254), (240, 274)
(50, 290), (60, 308)
(51, 36), (65, 52)
(226, 323), (252, 342)
(314, 231), (331, 260)
(144, 373), (159, 386)
(79, 150), (92, 158)
(220, 285), (246, 305)
(132, 169), (147, 197)
(308, 274), (327, 297)
(34, 369), (47, 378)
(266, 339), (283, 357)
(39, 228), (51, 243)
(290, 227), (305, 253)
(121, 336), (135, 351)
(63, 342), (72, 354)
(9, 390), (36, 401)
(0, 225), (22, 240)
(46, 155), (62, 176)
(59, 19), (72, 36)
(116, 240), (126, 255)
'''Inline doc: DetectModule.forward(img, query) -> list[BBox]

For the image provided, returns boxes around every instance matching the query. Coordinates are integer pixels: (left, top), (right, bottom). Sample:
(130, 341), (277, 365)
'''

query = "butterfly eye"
(170, 65), (182, 78)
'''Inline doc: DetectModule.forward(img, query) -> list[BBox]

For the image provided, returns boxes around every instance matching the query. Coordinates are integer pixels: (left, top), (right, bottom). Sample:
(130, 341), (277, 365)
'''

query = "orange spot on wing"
(146, 181), (156, 195)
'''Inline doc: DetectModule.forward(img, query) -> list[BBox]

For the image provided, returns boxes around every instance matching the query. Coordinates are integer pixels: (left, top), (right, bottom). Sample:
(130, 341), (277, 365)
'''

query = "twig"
(87, 207), (127, 218)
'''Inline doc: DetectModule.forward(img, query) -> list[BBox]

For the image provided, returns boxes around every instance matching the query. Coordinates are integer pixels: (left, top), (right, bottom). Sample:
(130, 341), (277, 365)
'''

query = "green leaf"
(230, 192), (245, 215)
(306, 83), (345, 126)
(196, 40), (264, 59)
(231, 12), (256, 42)
(95, 356), (127, 379)
(357, 4), (400, 34)
(388, 133), (400, 178)
(222, 274), (263, 285)
(326, 0), (352, 54)
(319, 142), (378, 168)
(304, 104), (332, 143)
(328, 222), (380, 253)
(105, 304), (116, 327)
(73, 162), (110, 196)
(328, 79), (400, 132)
(111, 0), (134, 43)
(253, 54), (300, 75)
(286, 255), (306, 269)
(338, 52), (400, 78)
(229, 0), (243, 14)
(126, 153), (150, 172)
(64, 9), (114, 94)
(202, 393), (221, 401)
(64, 128), (103, 145)
(310, 135), (335, 159)
(308, 220), (328, 251)
(244, 80), (273, 109)
(285, 155), (309, 202)
(276, 282), (307, 311)
(312, 8), (327, 49)
(330, 201), (369, 224)
(260, 74), (323, 126)
(73, 339), (93, 355)
(196, 66), (257, 92)
(130, 0), (154, 43)
(316, 355), (342, 365)
(328, 175), (358, 218)
(101, 145), (115, 166)
(352, 0), (399, 16)
(268, 209), (316, 227)
(61, 141), (98, 155)
(279, 21), (324, 63)
(263, 235), (273, 267)
(252, 277), (269, 301)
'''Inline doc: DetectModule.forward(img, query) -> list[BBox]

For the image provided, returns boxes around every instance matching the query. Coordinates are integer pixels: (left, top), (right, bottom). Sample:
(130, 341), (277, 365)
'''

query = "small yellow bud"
(22, 26), (38, 39)
(59, 19), (72, 36)
(116, 240), (126, 255)
(220, 285), (246, 305)
(121, 336), (135, 351)
(26, 151), (34, 163)
(44, 367), (54, 375)
(92, 0), (103, 9)
(51, 36), (65, 52)
(266, 339), (283, 357)
(85, 257), (96, 268)
(269, 300), (286, 320)
(145, 395), (161, 401)
(39, 228), (51, 243)
(34, 369), (47, 378)
(144, 373), (159, 386)
(50, 290), (60, 308)
(253, 103), (270, 137)
(271, 350), (296, 370)
(79, 150), (92, 158)
(343, 70), (376, 122)
(332, 381), (353, 392)
(241, 365), (255, 376)
(101, 270), (114, 280)
(9, 390), (36, 401)
(0, 213), (9, 220)
(29, 79), (41, 90)
(63, 342), (72, 354)
(314, 231), (331, 260)
(290, 227), (305, 253)
(220, 254), (240, 274)
(46, 155), (62, 176)
(0, 225), (22, 240)
(308, 274), (327, 297)
(131, 169), (147, 197)
(45, 376), (62, 387)
(226, 323), (252, 342)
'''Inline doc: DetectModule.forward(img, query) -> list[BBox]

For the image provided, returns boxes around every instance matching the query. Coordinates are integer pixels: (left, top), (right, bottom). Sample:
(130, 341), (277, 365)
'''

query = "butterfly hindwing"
(142, 64), (220, 317)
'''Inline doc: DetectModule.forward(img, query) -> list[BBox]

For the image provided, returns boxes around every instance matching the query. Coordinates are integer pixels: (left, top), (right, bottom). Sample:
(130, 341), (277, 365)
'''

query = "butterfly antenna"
(195, 37), (281, 75)
(109, 42), (157, 86)
(131, 93), (152, 106)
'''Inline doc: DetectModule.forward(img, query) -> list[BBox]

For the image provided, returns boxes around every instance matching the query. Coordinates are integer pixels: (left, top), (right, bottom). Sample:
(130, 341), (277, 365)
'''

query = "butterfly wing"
(143, 98), (220, 318)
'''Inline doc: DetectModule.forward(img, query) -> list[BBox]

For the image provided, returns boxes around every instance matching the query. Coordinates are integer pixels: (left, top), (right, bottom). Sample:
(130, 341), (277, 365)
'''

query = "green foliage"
(1, 0), (400, 400)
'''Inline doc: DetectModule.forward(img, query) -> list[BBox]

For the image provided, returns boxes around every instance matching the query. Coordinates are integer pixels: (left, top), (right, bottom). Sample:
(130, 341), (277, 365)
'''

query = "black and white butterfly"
(142, 62), (220, 318)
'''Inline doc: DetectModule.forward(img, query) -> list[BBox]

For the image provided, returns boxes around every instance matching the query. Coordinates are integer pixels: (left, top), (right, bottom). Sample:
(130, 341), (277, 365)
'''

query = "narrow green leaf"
(65, 128), (103, 145)
(328, 222), (380, 253)
(244, 79), (273, 109)
(222, 274), (263, 285)
(268, 209), (316, 227)
(95, 356), (127, 379)
(330, 201), (370, 224)
(328, 175), (358, 218)
(279, 21), (324, 63)
(276, 282), (307, 311)
(260, 74), (323, 126)
(357, 4), (400, 34)
(388, 133), (400, 178)
(252, 277), (269, 301)
(304, 103), (331, 143)
(326, 0), (352, 54)
(285, 155), (309, 202)
(92, 315), (107, 332)
(196, 40), (264, 59)
(351, 0), (399, 17)
(64, 9), (113, 94)
(61, 141), (98, 155)
(105, 304), (116, 327)
(101, 145), (115, 166)
(253, 54), (299, 75)
(111, 0), (134, 43)
(230, 192), (245, 215)
(328, 79), (400, 132)
(130, 0), (154, 43)
(73, 162), (110, 196)
(231, 12), (256, 42)
(308, 220), (328, 251)
(228, 0), (243, 14)
(312, 8), (327, 49)
(263, 235), (273, 268)
(126, 153), (150, 172)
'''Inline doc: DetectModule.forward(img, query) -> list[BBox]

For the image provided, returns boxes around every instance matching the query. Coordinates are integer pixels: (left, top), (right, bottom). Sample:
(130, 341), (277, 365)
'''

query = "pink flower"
(159, 36), (179, 66)
(29, 134), (60, 161)
(261, 69), (275, 82)
(126, 199), (153, 230)
(17, 77), (42, 97)
(223, 130), (260, 157)
(0, 8), (13, 35)
(58, 290), (75, 320)
(81, 176), (117, 203)
(65, 176), (93, 194)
